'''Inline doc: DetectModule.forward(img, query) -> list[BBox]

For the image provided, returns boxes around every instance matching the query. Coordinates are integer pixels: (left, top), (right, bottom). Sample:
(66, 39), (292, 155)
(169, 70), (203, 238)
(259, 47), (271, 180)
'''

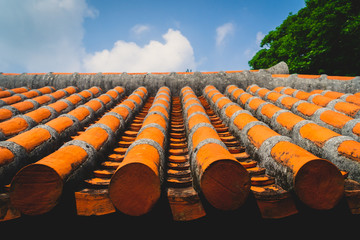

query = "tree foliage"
(248, 0), (360, 76)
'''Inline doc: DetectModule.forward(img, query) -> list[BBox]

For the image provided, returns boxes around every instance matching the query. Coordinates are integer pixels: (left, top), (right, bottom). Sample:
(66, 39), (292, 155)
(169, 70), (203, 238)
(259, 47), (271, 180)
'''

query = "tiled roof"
(0, 62), (360, 227)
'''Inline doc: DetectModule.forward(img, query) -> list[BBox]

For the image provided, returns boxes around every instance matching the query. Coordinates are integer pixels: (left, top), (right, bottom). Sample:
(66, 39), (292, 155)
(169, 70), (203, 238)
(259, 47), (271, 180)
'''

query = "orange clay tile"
(25, 108), (52, 123)
(345, 95), (360, 106)
(111, 106), (131, 120)
(239, 93), (254, 105)
(323, 91), (344, 99)
(47, 101), (70, 113)
(1, 95), (22, 105)
(319, 110), (353, 129)
(191, 127), (220, 148)
(217, 98), (233, 109)
(233, 113), (259, 130)
(0, 109), (14, 121)
(296, 102), (322, 117)
(202, 71), (219, 74)
(276, 112), (304, 131)
(310, 89), (324, 94)
(142, 113), (167, 129)
(9, 127), (51, 153)
(283, 88), (297, 96)
(297, 74), (321, 79)
(293, 90), (312, 100)
(188, 114), (210, 129)
(84, 99), (103, 112)
(109, 144), (161, 216)
(78, 73), (96, 75)
(32, 95), (53, 105)
(266, 92), (283, 102)
(327, 76), (355, 80)
(270, 141), (344, 210)
(137, 128), (165, 147)
(273, 87), (285, 92)
(187, 105), (206, 117)
(45, 117), (74, 134)
(73, 127), (109, 151)
(127, 72), (147, 75)
(247, 124), (280, 149)
(257, 88), (271, 98)
(151, 72), (170, 75)
(280, 96), (299, 109)
(66, 94), (83, 105)
(311, 95), (333, 107)
(195, 143), (250, 210)
(248, 85), (261, 93)
(96, 115), (121, 133)
(352, 122), (360, 136)
(68, 107), (90, 122)
(0, 147), (15, 166)
(0, 118), (29, 136)
(232, 88), (245, 100)
(120, 100), (136, 111)
(79, 90), (93, 99)
(337, 140), (360, 162)
(1, 73), (20, 75)
(260, 104), (282, 119)
(248, 98), (266, 111)
(210, 92), (223, 103)
(48, 91), (66, 100)
(333, 101), (360, 117)
(97, 95), (112, 105)
(224, 104), (243, 118)
(225, 85), (238, 94)
(272, 74), (290, 78)
(299, 122), (340, 147)
(12, 101), (35, 112)
(127, 94), (143, 105)
(10, 145), (88, 215)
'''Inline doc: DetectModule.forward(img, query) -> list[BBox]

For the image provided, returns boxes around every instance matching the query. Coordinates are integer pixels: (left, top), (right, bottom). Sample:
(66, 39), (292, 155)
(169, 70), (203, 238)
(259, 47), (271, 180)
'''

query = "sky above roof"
(0, 0), (305, 73)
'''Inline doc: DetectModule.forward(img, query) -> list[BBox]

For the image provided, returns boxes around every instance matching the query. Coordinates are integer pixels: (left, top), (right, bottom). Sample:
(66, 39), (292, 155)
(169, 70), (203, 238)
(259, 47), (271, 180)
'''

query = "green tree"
(249, 0), (360, 76)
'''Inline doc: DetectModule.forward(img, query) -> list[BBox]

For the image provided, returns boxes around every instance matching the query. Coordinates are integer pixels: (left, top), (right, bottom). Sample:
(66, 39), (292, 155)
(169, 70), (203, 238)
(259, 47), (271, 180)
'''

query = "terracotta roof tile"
(1, 65), (360, 223)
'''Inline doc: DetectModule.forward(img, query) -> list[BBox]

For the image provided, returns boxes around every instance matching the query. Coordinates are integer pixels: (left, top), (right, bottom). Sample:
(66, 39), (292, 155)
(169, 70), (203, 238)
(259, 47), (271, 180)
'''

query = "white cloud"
(0, 1), (196, 73)
(256, 31), (265, 46)
(83, 28), (196, 72)
(244, 31), (267, 59)
(216, 22), (235, 46)
(131, 24), (150, 35)
(0, 0), (97, 73)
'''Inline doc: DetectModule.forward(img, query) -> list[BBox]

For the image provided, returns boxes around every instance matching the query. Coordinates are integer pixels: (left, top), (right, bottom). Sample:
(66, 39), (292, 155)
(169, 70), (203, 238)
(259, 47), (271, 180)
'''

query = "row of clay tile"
(204, 85), (344, 210)
(180, 86), (250, 210)
(0, 86), (100, 140)
(247, 85), (360, 142)
(228, 85), (360, 184)
(0, 86), (56, 107)
(10, 86), (146, 215)
(0, 86), (124, 188)
(108, 86), (170, 216)
(0, 86), (78, 122)
(274, 86), (360, 119)
(310, 89), (360, 106)
(0, 87), (30, 99)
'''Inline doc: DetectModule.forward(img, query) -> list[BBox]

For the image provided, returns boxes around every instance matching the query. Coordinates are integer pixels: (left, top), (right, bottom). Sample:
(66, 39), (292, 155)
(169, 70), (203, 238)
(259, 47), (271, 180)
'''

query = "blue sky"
(0, 0), (305, 73)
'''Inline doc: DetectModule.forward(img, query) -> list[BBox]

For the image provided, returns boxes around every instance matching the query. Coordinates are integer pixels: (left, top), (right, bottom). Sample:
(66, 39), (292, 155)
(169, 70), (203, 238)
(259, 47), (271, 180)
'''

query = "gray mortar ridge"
(291, 120), (325, 157)
(257, 135), (294, 190)
(342, 118), (360, 141)
(322, 135), (360, 182)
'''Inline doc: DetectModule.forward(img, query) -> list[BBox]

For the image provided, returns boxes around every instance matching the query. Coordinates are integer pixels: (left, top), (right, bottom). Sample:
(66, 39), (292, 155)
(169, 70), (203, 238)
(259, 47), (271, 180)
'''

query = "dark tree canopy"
(248, 0), (360, 76)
